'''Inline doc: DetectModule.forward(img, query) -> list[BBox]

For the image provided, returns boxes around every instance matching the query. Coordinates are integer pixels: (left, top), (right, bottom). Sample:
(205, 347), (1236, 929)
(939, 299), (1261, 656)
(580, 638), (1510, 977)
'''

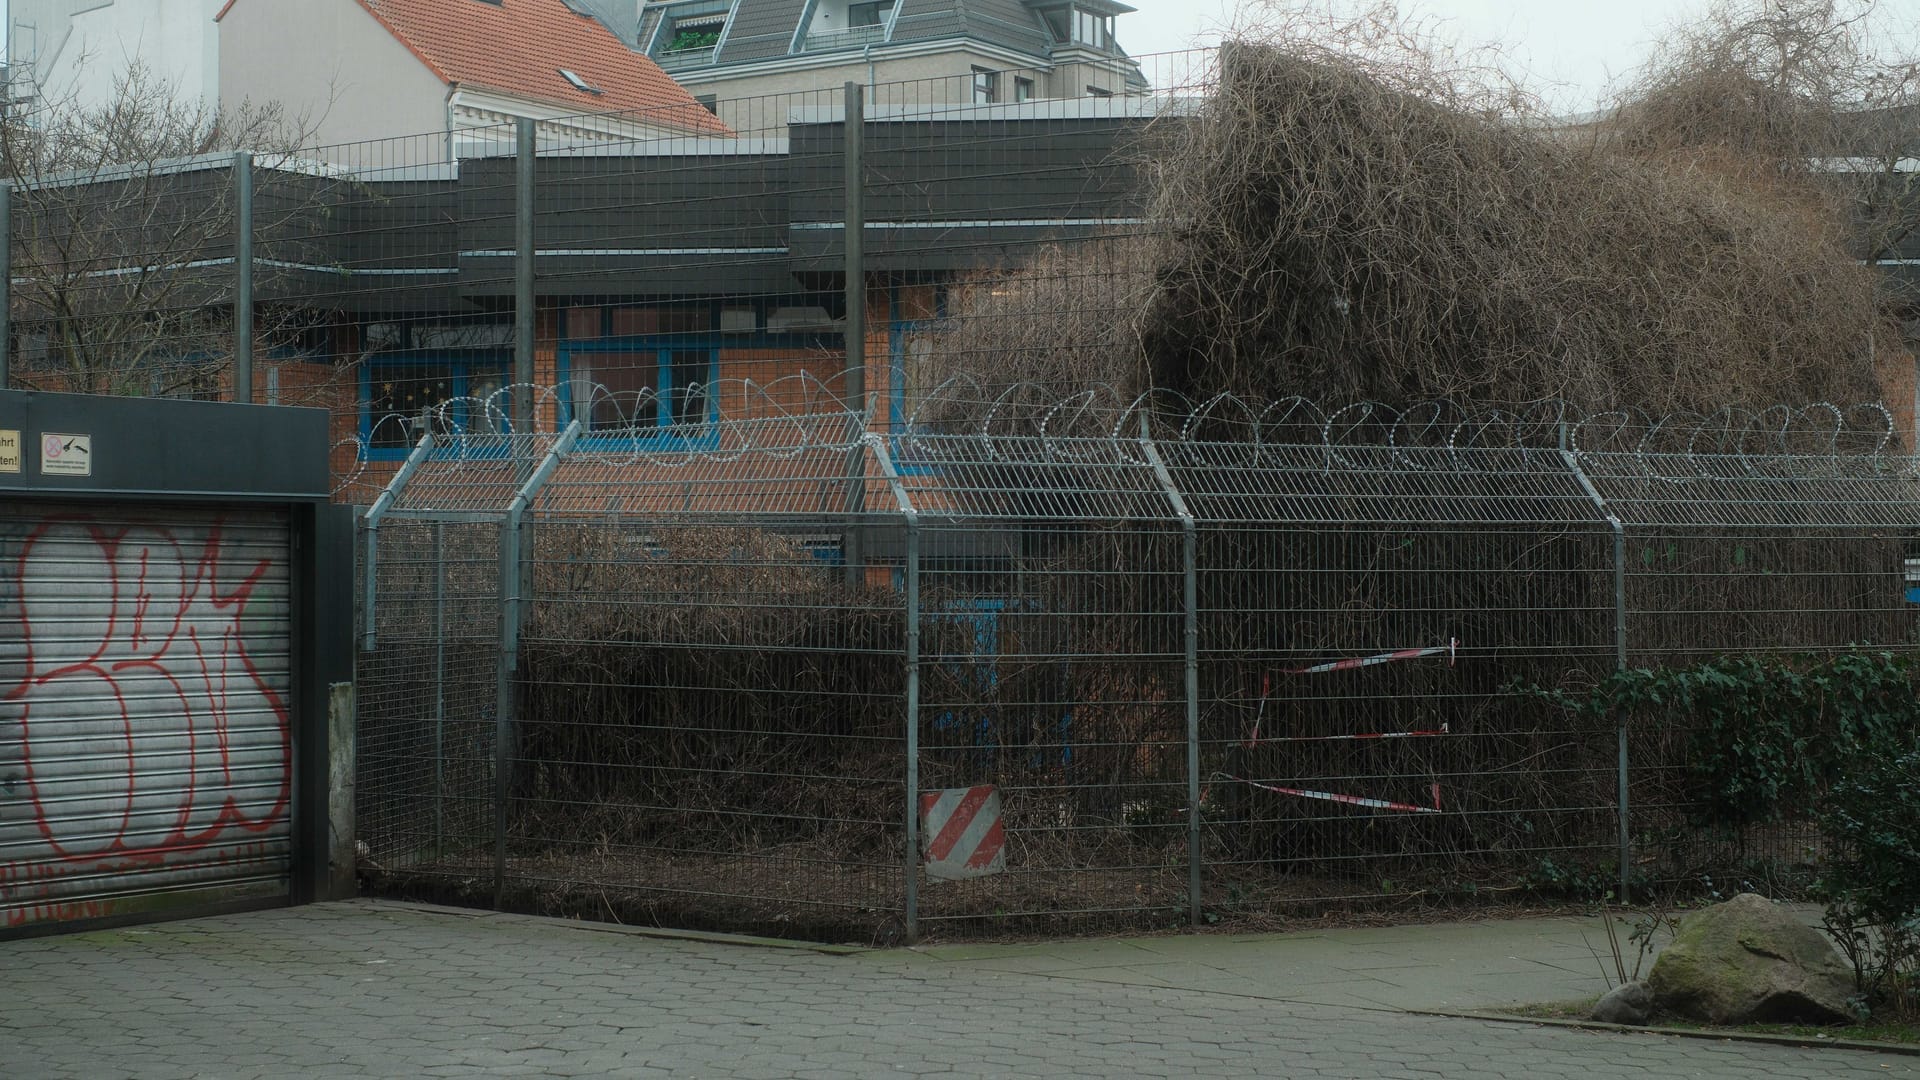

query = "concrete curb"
(1415, 1008), (1920, 1058)
(348, 898), (869, 956)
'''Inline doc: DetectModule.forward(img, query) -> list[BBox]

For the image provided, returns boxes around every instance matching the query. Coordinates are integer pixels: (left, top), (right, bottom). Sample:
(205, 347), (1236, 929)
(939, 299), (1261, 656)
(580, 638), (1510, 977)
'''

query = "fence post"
(360, 428), (437, 652)
(514, 117), (536, 435)
(870, 433), (920, 940)
(842, 82), (868, 587)
(433, 519), (447, 856)
(1141, 421), (1203, 927)
(1563, 446), (1632, 905)
(844, 81), (866, 409)
(493, 421), (580, 907)
(232, 151), (253, 405)
(0, 180), (12, 390)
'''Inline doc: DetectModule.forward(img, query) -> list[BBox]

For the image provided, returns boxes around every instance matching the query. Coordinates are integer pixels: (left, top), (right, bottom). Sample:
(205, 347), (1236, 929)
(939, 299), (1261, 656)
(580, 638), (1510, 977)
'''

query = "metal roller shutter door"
(0, 502), (294, 931)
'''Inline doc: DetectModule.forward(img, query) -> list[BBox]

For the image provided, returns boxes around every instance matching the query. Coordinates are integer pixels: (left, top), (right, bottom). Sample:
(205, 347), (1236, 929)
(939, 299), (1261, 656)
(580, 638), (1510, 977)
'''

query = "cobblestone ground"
(2, 902), (1912, 1079)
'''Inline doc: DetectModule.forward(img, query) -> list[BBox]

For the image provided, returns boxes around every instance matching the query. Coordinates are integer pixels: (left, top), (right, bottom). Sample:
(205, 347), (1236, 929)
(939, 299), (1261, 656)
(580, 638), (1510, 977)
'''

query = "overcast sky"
(1116, 0), (1917, 111)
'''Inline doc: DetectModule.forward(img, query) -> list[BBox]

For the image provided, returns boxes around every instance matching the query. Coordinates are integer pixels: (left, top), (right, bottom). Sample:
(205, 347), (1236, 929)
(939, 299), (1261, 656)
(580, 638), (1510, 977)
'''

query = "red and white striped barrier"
(919, 786), (1007, 880)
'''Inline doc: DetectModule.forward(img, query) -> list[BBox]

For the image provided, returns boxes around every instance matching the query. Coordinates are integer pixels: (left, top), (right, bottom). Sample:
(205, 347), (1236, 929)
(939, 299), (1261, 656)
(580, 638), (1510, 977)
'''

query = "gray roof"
(648, 0), (1137, 71)
(898, 0), (1052, 55)
(717, 0), (809, 66)
(565, 0), (643, 43)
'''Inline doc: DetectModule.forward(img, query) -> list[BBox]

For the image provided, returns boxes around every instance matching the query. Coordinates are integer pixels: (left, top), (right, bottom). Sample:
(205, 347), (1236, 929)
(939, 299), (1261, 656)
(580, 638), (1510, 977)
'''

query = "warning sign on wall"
(0, 430), (19, 474)
(40, 433), (92, 477)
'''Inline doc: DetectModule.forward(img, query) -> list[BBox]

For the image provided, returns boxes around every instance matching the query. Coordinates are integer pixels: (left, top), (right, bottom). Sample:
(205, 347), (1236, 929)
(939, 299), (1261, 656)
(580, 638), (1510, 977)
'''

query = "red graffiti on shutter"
(3, 515), (291, 881)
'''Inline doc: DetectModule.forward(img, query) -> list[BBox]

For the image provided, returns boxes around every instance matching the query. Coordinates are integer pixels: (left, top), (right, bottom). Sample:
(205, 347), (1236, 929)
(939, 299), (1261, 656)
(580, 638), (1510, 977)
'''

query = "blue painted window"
(887, 287), (946, 473)
(360, 351), (511, 460)
(556, 339), (719, 450)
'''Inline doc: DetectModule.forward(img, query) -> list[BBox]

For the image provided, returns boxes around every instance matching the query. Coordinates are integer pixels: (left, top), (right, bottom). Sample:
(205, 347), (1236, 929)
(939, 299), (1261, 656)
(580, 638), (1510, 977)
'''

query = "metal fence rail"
(353, 389), (1920, 939)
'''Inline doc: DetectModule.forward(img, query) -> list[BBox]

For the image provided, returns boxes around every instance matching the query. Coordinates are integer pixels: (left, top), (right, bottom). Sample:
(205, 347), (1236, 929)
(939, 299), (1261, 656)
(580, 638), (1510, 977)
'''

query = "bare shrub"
(516, 523), (905, 858)
(932, 2), (1913, 421)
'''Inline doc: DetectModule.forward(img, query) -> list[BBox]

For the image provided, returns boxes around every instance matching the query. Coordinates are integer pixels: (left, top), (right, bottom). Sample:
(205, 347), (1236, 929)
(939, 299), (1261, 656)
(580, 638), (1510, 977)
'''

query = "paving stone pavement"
(1, 900), (1912, 1079)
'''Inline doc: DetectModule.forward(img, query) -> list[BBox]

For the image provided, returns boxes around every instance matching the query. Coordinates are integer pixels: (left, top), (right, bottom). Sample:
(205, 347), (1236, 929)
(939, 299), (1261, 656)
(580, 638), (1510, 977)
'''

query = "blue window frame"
(887, 286), (947, 472)
(556, 338), (720, 449)
(360, 351), (511, 460)
(931, 597), (1073, 769)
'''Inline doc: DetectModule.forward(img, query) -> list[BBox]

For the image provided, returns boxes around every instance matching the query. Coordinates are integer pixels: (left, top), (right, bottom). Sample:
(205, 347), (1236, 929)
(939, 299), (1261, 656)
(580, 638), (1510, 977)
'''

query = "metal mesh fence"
(356, 518), (501, 884)
(349, 390), (1920, 941)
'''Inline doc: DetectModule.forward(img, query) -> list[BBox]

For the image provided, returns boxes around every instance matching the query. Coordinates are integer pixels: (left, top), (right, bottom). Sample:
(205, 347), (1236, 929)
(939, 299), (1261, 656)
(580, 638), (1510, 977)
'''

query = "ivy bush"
(1821, 746), (1920, 1019)
(1525, 651), (1920, 829)
(1528, 651), (1920, 1019)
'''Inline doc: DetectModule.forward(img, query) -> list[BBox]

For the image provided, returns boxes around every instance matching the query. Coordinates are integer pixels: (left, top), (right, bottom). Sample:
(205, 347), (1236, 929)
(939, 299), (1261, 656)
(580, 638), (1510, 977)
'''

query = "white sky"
(1117, 0), (1920, 111)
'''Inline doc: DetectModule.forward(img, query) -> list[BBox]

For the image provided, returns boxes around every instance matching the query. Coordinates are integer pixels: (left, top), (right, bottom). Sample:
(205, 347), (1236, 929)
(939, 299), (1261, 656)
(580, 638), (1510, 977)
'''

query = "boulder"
(1590, 981), (1652, 1025)
(1645, 893), (1855, 1025)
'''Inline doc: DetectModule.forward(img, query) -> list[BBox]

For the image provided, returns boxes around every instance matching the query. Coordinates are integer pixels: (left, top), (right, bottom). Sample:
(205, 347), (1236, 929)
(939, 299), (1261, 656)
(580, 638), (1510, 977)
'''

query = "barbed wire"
(335, 375), (1914, 497)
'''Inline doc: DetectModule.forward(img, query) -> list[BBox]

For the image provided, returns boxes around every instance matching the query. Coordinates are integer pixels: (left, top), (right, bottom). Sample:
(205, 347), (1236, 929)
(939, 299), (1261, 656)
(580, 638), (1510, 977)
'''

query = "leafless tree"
(2, 61), (334, 398)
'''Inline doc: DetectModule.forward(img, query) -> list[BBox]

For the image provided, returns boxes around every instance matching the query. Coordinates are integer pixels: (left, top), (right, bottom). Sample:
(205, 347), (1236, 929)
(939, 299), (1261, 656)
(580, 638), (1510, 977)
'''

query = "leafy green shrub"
(1523, 652), (1920, 829)
(1821, 747), (1920, 1020)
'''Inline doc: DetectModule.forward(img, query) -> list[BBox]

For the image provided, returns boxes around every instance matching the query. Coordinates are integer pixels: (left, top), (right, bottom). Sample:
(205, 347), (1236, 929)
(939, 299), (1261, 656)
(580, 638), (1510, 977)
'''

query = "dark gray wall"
(0, 391), (332, 499)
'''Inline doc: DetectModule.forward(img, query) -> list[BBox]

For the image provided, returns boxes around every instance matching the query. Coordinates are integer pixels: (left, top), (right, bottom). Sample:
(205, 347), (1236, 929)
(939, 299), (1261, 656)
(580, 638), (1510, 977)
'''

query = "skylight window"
(559, 68), (602, 95)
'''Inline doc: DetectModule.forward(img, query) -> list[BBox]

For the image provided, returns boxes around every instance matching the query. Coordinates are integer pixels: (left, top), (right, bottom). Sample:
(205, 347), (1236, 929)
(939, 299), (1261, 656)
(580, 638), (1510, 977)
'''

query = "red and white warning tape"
(1227, 639), (1457, 813)
(1245, 638), (1459, 748)
(1221, 774), (1444, 815)
(1246, 724), (1451, 745)
(1273, 638), (1459, 677)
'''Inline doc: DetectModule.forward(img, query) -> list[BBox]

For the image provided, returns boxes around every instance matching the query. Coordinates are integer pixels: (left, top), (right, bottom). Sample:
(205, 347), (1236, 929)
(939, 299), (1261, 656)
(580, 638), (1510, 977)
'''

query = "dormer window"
(1073, 10), (1113, 49)
(850, 2), (894, 27)
(1038, 4), (1119, 52)
(667, 15), (725, 51)
(653, 1), (731, 67)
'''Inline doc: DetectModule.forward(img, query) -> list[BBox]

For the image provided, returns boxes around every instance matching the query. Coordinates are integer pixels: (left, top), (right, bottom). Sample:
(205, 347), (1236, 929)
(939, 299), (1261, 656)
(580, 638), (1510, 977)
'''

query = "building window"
(1015, 77), (1035, 103)
(1073, 9), (1113, 49)
(656, 2), (730, 64)
(972, 66), (999, 105)
(666, 16), (726, 51)
(560, 341), (717, 444)
(850, 1), (894, 27)
(362, 353), (511, 455)
(887, 284), (948, 447)
(1085, 85), (1113, 98)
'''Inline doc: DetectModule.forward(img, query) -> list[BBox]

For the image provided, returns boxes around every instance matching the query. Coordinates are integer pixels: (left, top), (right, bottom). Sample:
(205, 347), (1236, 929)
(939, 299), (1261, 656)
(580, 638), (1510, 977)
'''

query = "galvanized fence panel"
(350, 389), (1920, 940)
(1165, 439), (1622, 917)
(898, 434), (1190, 930)
(13, 41), (1919, 939)
(355, 517), (502, 886)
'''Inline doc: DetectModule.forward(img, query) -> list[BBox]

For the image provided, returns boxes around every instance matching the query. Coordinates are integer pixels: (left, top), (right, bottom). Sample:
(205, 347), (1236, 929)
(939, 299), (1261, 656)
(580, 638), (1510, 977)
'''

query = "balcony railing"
(803, 24), (887, 52)
(655, 44), (719, 71)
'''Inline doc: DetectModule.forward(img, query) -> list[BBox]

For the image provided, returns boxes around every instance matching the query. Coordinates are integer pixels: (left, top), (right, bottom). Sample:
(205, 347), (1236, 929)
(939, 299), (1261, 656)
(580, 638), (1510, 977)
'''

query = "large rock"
(1645, 893), (1856, 1025)
(1591, 981), (1652, 1025)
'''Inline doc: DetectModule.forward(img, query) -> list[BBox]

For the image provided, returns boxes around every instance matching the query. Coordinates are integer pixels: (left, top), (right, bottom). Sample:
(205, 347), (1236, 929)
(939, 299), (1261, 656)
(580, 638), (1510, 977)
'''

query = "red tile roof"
(224, 0), (729, 134)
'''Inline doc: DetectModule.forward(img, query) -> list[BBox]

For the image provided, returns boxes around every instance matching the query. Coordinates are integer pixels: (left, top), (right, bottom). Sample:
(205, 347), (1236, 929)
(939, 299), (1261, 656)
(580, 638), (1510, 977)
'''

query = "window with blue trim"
(887, 286), (947, 472)
(362, 351), (510, 456)
(558, 340), (718, 445)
